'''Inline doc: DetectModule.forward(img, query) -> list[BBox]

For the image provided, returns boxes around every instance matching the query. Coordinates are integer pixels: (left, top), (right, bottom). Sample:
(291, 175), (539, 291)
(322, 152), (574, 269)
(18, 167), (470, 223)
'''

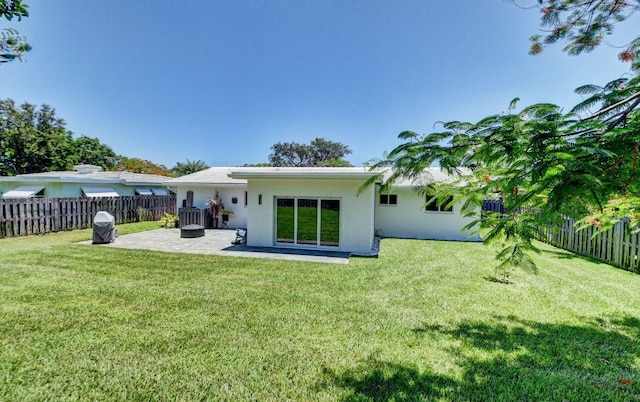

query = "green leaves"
(0, 1), (31, 65)
(369, 73), (640, 278)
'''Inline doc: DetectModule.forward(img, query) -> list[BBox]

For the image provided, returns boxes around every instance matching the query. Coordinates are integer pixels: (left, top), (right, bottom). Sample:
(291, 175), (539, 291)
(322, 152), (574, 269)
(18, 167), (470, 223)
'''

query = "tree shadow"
(322, 313), (640, 400)
(321, 358), (458, 401)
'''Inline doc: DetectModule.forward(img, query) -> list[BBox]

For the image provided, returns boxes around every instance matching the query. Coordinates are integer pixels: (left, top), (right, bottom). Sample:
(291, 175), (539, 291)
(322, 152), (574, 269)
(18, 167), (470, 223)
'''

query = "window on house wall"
(275, 197), (340, 247)
(425, 195), (454, 212)
(379, 194), (397, 205)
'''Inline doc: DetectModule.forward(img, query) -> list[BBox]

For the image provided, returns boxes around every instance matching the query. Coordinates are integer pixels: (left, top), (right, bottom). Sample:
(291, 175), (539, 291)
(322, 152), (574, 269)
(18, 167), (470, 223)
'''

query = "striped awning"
(81, 187), (120, 198)
(2, 186), (45, 199)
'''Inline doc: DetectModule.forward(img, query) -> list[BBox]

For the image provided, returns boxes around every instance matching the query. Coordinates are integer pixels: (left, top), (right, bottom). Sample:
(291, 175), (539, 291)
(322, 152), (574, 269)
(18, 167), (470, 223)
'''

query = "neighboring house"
(0, 165), (172, 199)
(167, 166), (480, 255)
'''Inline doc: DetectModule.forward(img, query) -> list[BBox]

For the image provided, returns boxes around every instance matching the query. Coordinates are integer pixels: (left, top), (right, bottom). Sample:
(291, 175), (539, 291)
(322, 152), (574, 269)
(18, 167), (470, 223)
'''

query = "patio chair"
(232, 228), (247, 245)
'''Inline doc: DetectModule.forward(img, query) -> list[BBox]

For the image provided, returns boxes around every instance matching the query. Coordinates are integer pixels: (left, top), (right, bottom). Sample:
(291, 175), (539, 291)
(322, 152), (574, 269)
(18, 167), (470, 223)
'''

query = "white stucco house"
(167, 166), (480, 255)
(0, 165), (172, 199)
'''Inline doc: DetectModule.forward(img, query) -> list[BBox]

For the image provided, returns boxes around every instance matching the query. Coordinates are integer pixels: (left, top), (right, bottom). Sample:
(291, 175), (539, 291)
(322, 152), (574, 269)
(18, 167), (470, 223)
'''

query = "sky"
(2, 1), (638, 168)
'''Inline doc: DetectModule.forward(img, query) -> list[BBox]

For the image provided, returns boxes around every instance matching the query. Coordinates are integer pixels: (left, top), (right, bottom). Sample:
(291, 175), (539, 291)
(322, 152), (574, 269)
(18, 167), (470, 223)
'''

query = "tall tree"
(268, 137), (352, 167)
(0, 0), (30, 64)
(73, 135), (118, 170)
(0, 99), (76, 175)
(172, 159), (209, 176)
(368, 0), (640, 277)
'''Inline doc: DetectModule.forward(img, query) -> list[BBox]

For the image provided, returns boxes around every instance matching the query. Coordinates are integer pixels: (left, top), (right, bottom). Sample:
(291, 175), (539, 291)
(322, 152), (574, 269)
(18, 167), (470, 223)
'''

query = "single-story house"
(0, 164), (172, 199)
(167, 166), (480, 255)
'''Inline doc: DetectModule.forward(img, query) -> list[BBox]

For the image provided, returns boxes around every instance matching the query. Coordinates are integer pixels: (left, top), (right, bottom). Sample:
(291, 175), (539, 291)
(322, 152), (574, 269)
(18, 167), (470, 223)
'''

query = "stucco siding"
(175, 185), (248, 229)
(246, 178), (376, 254)
(374, 188), (480, 241)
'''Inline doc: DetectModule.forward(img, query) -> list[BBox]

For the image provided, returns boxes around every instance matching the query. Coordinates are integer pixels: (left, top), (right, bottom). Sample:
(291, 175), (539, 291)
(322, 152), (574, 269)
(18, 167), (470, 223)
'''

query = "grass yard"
(1, 222), (640, 401)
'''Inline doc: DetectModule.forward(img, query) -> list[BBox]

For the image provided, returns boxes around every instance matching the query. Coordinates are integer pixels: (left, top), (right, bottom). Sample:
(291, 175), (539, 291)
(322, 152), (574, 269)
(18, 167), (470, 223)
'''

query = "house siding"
(175, 185), (248, 229)
(374, 187), (479, 241)
(246, 178), (376, 254)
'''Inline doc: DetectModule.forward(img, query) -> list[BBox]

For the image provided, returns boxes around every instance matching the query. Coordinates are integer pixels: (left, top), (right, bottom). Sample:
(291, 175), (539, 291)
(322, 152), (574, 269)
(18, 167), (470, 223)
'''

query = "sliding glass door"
(275, 197), (340, 248)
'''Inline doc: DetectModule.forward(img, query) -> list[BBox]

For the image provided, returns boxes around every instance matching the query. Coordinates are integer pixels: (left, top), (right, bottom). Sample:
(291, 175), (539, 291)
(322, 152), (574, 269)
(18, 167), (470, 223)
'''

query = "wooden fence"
(537, 217), (640, 273)
(0, 195), (176, 238)
(482, 199), (640, 272)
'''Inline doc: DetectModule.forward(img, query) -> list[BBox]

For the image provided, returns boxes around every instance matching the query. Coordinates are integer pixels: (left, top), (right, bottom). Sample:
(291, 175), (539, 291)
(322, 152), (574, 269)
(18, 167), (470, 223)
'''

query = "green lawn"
(1, 222), (639, 401)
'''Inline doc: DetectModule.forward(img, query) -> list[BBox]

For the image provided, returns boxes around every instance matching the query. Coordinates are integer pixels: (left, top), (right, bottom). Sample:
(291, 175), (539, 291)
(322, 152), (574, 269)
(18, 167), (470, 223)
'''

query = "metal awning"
(81, 187), (120, 198)
(2, 186), (45, 199)
(135, 188), (154, 196)
(152, 188), (168, 195)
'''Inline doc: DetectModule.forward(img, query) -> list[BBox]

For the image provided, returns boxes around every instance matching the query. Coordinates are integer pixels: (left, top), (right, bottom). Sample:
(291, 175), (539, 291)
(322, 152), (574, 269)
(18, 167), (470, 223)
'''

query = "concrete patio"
(80, 228), (350, 264)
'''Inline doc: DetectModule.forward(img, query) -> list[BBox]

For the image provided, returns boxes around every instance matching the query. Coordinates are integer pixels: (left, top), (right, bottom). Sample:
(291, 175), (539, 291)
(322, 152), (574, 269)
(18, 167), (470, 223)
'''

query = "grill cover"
(93, 211), (115, 244)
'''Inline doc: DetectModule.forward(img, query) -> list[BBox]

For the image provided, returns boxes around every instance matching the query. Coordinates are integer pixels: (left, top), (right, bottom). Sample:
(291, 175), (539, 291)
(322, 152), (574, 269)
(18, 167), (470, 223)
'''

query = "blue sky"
(2, 1), (637, 168)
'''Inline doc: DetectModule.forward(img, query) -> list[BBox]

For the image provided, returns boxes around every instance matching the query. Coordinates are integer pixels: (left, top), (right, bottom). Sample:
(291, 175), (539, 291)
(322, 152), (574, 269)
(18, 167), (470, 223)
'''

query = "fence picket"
(0, 195), (176, 239)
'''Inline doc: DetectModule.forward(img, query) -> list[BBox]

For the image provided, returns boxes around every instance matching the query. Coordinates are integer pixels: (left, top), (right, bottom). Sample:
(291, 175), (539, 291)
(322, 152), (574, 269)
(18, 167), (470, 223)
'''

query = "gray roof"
(228, 166), (378, 180)
(386, 167), (472, 188)
(165, 167), (247, 185)
(165, 166), (470, 187)
(0, 168), (170, 186)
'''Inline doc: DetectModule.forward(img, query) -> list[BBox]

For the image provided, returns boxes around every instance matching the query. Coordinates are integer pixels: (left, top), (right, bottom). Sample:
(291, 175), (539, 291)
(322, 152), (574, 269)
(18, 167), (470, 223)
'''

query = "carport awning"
(81, 187), (120, 198)
(2, 185), (45, 199)
(135, 188), (154, 196)
(152, 188), (168, 195)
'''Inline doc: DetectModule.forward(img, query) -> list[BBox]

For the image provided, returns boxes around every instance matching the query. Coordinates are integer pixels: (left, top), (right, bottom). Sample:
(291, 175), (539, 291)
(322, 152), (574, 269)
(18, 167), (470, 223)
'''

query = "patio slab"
(78, 228), (350, 264)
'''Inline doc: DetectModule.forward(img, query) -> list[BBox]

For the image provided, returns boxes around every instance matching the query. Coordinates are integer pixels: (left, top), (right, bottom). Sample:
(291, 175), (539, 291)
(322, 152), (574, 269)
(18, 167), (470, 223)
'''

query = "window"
(275, 197), (340, 247)
(379, 194), (397, 205)
(425, 195), (453, 212)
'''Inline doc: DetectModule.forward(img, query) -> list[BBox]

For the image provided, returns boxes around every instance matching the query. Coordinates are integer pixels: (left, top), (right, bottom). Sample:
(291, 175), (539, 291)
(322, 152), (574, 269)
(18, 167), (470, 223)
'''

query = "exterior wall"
(246, 178), (376, 255)
(175, 184), (248, 229)
(374, 187), (480, 241)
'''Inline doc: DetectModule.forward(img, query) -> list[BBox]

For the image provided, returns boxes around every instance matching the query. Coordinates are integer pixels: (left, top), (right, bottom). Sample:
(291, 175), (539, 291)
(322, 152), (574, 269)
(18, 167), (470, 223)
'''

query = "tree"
(0, 99), (76, 175)
(1, 0), (30, 64)
(515, 0), (640, 70)
(114, 156), (173, 176)
(268, 137), (352, 167)
(368, 1), (640, 278)
(172, 159), (209, 176)
(73, 135), (118, 170)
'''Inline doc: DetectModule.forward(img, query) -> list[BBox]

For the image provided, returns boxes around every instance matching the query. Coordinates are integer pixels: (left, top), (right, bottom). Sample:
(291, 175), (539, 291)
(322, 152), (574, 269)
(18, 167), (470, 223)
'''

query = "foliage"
(0, 98), (176, 176)
(219, 209), (233, 216)
(206, 191), (222, 217)
(0, 99), (77, 175)
(135, 207), (154, 222)
(171, 158), (209, 176)
(368, 1), (640, 275)
(0, 0), (30, 64)
(113, 156), (173, 176)
(514, 0), (640, 70)
(1, 230), (639, 400)
(370, 76), (640, 275)
(268, 137), (353, 167)
(160, 212), (179, 228)
(74, 135), (118, 170)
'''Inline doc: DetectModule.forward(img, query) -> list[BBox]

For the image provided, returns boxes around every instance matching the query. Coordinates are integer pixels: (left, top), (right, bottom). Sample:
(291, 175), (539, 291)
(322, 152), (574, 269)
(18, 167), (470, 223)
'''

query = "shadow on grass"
(540, 247), (606, 265)
(324, 314), (640, 401)
(322, 360), (457, 401)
